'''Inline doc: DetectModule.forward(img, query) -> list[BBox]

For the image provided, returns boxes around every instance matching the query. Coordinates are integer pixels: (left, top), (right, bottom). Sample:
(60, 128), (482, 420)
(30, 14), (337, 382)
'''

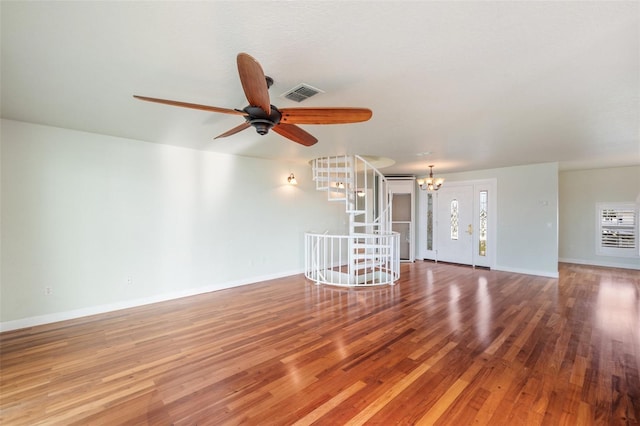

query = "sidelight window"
(426, 193), (433, 250)
(479, 191), (488, 256)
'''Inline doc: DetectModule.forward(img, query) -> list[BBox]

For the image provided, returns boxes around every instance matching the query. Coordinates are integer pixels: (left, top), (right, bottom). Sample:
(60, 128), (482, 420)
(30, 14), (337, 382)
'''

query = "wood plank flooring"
(1, 262), (639, 425)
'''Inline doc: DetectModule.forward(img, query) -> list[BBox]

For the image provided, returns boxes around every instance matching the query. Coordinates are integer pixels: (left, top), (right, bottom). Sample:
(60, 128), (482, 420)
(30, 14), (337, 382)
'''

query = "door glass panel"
(450, 199), (459, 240)
(393, 222), (411, 260)
(479, 190), (488, 256)
(392, 194), (411, 221)
(426, 193), (433, 250)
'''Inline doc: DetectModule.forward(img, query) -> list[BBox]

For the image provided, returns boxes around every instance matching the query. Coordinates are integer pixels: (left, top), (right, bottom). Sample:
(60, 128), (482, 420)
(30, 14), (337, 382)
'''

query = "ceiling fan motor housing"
(244, 105), (281, 135)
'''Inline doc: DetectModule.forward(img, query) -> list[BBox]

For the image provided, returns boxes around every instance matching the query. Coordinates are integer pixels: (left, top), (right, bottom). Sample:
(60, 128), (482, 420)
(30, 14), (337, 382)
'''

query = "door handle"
(466, 224), (473, 235)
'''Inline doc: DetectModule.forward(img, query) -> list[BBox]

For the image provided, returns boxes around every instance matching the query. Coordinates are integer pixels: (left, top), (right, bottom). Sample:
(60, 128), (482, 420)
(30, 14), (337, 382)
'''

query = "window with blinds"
(596, 203), (639, 257)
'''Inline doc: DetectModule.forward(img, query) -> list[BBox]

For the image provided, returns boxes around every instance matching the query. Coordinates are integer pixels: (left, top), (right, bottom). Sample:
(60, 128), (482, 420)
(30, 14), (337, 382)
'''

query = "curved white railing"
(305, 155), (400, 287)
(305, 232), (400, 286)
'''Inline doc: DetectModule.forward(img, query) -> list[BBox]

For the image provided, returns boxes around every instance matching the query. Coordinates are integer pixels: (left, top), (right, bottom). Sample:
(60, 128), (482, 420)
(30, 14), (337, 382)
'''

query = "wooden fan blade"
(279, 107), (372, 124)
(273, 123), (318, 146)
(214, 122), (251, 139)
(133, 95), (247, 116)
(237, 53), (271, 115)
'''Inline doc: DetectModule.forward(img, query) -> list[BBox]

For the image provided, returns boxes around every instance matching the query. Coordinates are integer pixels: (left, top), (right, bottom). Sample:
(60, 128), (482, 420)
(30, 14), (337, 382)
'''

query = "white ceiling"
(2, 1), (638, 175)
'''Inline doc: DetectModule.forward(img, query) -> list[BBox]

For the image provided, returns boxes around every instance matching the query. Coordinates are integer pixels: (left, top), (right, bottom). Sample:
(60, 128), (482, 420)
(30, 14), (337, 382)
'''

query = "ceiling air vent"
(281, 83), (323, 103)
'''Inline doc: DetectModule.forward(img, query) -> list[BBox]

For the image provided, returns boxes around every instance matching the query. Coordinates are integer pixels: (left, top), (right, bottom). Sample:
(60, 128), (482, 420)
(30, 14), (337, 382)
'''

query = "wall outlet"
(45, 287), (53, 295)
(126, 276), (133, 285)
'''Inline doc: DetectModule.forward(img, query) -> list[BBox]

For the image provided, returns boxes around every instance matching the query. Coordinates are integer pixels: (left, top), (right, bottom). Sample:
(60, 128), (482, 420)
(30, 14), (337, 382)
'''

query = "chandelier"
(417, 165), (444, 191)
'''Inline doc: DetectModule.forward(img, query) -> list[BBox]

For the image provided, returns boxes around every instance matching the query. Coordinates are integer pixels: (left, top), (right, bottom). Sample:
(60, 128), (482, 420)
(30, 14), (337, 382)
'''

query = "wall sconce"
(417, 165), (445, 191)
(287, 173), (297, 185)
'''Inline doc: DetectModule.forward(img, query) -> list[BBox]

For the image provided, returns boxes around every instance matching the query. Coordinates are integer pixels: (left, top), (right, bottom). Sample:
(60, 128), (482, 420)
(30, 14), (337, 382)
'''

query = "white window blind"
(596, 203), (638, 257)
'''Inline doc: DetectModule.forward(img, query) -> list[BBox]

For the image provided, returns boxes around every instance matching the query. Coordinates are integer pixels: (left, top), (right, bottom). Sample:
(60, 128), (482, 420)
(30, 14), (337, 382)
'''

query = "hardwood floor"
(1, 262), (639, 425)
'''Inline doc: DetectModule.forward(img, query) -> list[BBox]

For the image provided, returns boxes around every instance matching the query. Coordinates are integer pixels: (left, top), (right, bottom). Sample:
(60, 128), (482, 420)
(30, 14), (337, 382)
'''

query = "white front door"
(426, 179), (495, 268)
(436, 185), (474, 264)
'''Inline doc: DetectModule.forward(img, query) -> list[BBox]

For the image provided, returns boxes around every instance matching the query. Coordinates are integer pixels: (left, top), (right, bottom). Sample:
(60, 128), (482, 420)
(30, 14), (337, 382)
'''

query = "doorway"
(420, 179), (496, 268)
(436, 185), (474, 264)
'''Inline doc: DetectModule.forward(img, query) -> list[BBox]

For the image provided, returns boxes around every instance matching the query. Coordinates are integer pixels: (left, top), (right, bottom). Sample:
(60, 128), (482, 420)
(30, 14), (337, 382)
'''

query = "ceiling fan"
(134, 53), (373, 146)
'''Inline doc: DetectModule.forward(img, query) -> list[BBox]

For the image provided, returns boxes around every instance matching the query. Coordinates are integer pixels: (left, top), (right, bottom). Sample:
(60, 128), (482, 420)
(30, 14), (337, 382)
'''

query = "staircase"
(304, 155), (400, 286)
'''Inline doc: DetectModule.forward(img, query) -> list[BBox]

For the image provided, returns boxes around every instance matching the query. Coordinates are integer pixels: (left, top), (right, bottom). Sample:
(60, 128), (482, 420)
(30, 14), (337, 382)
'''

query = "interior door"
(436, 185), (474, 264)
(388, 179), (415, 262)
(392, 193), (412, 261)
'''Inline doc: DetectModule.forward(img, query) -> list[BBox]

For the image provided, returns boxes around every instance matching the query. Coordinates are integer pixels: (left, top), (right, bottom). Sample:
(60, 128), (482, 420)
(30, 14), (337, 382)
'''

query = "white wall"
(559, 166), (640, 269)
(437, 162), (559, 277)
(1, 119), (346, 329)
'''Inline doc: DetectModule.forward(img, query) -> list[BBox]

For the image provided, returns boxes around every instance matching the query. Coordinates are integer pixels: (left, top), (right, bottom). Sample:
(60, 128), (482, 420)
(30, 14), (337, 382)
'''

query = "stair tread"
(314, 168), (352, 173)
(315, 177), (353, 183)
(354, 254), (387, 260)
(352, 262), (386, 270)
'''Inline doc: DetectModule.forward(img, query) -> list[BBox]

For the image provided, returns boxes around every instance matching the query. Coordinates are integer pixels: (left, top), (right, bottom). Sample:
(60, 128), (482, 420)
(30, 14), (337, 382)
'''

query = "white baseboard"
(559, 257), (640, 270)
(0, 269), (304, 333)
(492, 265), (559, 278)
(416, 258), (558, 278)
